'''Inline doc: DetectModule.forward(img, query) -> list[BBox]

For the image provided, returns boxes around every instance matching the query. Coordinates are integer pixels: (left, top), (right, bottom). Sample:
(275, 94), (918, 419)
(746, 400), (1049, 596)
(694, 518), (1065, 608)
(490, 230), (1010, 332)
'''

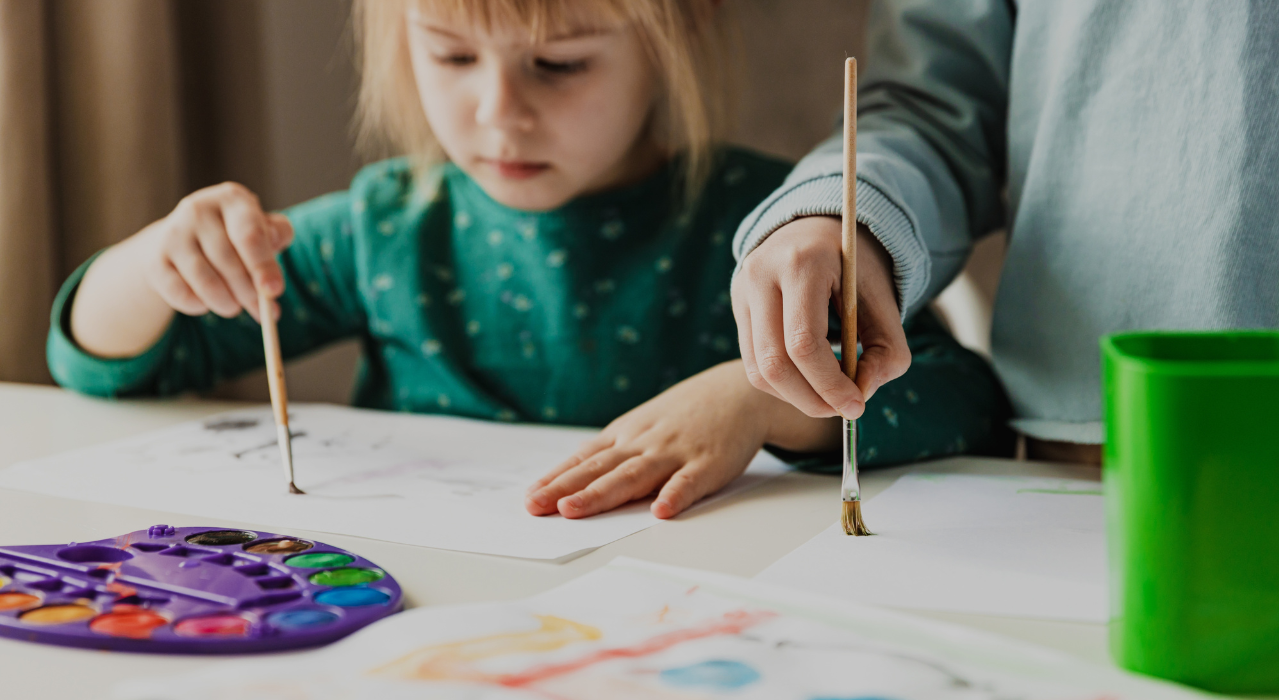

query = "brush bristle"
(841, 500), (871, 536)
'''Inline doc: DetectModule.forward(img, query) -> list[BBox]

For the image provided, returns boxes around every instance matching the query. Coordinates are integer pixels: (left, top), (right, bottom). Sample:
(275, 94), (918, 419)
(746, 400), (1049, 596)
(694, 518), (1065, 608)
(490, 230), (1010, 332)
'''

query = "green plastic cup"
(1102, 331), (1279, 694)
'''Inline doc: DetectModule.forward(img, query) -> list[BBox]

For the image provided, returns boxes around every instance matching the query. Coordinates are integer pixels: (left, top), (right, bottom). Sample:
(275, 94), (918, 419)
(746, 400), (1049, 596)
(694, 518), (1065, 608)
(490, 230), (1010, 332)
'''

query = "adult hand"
(730, 216), (910, 419)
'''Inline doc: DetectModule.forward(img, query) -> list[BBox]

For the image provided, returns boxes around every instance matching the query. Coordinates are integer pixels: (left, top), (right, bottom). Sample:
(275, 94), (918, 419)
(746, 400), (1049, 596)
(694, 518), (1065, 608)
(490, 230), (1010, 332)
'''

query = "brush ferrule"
(840, 417), (860, 502)
(276, 423), (295, 491)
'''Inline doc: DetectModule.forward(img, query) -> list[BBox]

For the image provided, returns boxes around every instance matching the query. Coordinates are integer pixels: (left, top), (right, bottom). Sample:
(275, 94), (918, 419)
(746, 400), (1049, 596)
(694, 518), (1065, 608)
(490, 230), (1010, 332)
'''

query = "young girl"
(48, 0), (1010, 521)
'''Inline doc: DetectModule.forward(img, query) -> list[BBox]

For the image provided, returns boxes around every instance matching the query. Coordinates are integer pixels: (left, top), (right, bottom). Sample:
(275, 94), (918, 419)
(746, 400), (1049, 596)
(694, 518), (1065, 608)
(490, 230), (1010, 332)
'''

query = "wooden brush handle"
(840, 58), (858, 383)
(259, 292), (289, 428)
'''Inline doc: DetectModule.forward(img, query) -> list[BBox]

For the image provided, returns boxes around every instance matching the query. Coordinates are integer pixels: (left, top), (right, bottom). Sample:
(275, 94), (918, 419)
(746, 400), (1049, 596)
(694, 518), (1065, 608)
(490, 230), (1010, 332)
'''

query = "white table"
(0, 382), (1108, 698)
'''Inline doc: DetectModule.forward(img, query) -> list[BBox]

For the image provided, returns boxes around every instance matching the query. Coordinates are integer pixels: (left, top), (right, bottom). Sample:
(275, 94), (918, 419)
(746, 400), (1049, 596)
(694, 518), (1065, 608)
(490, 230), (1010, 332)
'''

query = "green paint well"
(285, 552), (354, 569)
(308, 567), (385, 587)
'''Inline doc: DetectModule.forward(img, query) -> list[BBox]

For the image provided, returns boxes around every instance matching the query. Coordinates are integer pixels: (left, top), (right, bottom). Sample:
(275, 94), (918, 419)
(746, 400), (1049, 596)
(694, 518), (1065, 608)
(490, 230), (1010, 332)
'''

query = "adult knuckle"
(756, 350), (791, 384)
(785, 327), (823, 360)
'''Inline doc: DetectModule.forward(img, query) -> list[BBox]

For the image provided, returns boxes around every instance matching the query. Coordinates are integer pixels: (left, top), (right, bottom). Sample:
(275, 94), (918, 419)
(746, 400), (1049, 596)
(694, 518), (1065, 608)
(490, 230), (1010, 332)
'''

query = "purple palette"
(0, 525), (403, 653)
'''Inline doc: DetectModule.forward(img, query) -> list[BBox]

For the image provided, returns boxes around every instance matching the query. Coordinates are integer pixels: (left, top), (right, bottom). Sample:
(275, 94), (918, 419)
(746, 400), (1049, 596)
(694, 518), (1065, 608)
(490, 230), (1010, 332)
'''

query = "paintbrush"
(259, 291), (304, 495)
(841, 57), (870, 536)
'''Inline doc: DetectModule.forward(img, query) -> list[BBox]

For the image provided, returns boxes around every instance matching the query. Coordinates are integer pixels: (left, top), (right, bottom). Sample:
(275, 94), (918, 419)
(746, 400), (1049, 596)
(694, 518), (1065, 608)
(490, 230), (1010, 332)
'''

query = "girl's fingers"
(526, 446), (634, 516)
(528, 434), (614, 495)
(169, 238), (241, 318)
(220, 187), (285, 297)
(558, 454), (680, 519)
(651, 459), (728, 519)
(266, 213), (295, 250)
(150, 259), (209, 317)
(194, 218), (259, 321)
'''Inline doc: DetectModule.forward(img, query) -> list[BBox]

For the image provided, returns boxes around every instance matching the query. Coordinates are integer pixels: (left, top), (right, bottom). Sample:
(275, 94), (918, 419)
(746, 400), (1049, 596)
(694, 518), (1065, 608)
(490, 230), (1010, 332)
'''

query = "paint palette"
(0, 525), (403, 653)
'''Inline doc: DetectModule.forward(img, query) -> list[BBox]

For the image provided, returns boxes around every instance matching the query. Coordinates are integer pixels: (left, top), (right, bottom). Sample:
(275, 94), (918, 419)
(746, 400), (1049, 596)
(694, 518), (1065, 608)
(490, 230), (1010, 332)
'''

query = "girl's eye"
(434, 53), (476, 67)
(534, 57), (589, 75)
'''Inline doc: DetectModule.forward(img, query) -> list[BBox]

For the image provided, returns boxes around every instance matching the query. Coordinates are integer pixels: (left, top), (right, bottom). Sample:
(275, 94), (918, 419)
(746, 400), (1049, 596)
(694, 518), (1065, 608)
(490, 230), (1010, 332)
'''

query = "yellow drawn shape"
(371, 615), (602, 681)
(0, 575), (9, 590)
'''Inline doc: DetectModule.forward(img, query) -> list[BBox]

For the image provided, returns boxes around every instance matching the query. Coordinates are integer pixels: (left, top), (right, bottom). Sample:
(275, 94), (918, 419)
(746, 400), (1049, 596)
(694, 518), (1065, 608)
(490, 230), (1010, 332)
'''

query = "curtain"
(0, 0), (271, 385)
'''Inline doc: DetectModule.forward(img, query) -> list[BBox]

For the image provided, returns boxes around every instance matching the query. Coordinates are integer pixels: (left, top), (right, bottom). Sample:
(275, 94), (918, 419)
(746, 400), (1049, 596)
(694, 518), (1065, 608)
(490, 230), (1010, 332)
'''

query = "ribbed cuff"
(46, 251), (176, 397)
(731, 174), (931, 315)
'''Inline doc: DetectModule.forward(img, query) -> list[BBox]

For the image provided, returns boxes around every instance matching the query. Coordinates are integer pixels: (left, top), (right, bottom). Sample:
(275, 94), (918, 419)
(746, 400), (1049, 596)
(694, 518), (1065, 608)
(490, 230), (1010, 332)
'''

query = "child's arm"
(50, 183), (365, 397)
(525, 359), (838, 519)
(71, 183), (292, 359)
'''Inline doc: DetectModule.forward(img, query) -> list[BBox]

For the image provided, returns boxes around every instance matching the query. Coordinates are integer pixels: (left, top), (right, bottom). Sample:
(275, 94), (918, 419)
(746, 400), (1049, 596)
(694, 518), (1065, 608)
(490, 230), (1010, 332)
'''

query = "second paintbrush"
(840, 57), (870, 536)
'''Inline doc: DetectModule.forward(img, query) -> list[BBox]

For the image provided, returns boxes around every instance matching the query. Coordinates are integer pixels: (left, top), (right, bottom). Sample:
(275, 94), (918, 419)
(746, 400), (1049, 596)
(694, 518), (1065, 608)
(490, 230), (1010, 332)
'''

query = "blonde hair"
(352, 0), (736, 202)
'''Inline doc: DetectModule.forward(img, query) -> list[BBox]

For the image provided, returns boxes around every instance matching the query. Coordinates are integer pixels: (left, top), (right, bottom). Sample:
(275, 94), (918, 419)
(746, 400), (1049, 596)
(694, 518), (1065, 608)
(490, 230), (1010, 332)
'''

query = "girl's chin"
(476, 178), (578, 213)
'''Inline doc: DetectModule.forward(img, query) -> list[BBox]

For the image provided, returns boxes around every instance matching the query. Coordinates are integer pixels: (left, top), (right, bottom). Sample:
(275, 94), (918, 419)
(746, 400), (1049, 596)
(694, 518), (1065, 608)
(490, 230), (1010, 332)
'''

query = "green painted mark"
(309, 567), (385, 587)
(1017, 487), (1103, 496)
(285, 552), (354, 569)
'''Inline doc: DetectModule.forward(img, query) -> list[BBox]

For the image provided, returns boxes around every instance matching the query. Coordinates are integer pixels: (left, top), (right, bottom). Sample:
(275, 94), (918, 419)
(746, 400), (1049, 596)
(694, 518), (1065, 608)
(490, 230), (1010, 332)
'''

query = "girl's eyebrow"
(420, 24), (616, 43)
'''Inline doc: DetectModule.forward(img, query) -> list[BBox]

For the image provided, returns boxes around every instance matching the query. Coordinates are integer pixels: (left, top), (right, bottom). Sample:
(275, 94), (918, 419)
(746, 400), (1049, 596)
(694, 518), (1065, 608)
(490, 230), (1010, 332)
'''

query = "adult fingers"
(218, 184), (284, 297)
(781, 268), (865, 419)
(730, 276), (773, 401)
(651, 459), (731, 519)
(168, 237), (241, 318)
(193, 215), (259, 321)
(558, 453), (679, 519)
(149, 259), (209, 317)
(749, 281), (838, 417)
(526, 446), (634, 516)
(854, 320), (911, 400)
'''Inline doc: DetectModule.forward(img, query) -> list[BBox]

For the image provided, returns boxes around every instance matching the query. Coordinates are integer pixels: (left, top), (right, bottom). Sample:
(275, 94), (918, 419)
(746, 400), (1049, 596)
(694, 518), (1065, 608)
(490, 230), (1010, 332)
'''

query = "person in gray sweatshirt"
(731, 0), (1279, 464)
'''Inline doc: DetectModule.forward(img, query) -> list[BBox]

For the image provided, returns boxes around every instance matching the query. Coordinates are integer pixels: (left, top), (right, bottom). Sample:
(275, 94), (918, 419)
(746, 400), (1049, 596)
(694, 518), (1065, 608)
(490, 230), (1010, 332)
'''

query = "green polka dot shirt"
(48, 149), (791, 427)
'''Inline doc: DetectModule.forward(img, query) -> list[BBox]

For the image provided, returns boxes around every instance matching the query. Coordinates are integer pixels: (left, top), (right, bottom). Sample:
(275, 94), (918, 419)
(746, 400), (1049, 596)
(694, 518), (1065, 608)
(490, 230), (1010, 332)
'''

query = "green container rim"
(1101, 330), (1279, 376)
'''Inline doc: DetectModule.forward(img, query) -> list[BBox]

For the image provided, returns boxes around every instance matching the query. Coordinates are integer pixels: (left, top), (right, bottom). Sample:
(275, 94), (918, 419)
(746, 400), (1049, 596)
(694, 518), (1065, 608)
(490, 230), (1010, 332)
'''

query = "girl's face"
(407, 5), (663, 211)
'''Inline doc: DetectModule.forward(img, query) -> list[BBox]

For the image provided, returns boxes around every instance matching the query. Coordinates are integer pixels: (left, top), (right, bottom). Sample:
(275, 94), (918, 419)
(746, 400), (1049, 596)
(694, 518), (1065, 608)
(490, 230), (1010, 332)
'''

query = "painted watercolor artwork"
(0, 405), (786, 560)
(113, 558), (1208, 700)
(758, 473), (1107, 621)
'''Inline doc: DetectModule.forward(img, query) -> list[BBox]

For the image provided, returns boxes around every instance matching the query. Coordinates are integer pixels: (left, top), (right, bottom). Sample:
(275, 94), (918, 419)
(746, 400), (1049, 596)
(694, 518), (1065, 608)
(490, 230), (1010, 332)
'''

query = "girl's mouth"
(483, 159), (551, 180)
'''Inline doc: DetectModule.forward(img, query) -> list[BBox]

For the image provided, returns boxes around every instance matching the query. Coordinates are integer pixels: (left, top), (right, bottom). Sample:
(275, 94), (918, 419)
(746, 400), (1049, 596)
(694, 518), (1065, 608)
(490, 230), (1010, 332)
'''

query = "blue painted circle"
(267, 609), (339, 630)
(659, 660), (761, 690)
(314, 587), (391, 607)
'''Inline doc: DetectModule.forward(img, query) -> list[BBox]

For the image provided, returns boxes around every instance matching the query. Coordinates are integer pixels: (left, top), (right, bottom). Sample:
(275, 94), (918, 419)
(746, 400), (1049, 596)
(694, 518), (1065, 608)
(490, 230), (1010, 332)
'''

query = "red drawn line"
(496, 609), (777, 688)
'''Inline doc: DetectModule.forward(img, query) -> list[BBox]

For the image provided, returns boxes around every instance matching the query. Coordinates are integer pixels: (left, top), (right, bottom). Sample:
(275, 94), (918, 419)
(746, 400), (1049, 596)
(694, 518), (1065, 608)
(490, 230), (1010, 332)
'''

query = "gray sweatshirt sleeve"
(732, 0), (1014, 318)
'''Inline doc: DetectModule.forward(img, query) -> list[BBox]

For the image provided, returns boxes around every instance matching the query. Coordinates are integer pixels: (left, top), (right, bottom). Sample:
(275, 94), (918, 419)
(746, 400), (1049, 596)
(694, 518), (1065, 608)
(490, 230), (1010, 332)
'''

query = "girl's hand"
(525, 360), (837, 520)
(71, 182), (294, 358)
(136, 182), (294, 322)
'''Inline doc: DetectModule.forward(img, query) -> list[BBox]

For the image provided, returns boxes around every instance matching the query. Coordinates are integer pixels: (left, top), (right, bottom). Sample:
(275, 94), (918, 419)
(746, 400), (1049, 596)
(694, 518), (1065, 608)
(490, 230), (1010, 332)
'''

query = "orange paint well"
(90, 606), (168, 639)
(0, 592), (40, 611)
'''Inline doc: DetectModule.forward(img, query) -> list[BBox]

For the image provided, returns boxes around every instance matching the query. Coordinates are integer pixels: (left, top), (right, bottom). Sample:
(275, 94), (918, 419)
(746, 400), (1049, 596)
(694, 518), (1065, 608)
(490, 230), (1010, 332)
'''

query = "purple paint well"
(0, 526), (403, 654)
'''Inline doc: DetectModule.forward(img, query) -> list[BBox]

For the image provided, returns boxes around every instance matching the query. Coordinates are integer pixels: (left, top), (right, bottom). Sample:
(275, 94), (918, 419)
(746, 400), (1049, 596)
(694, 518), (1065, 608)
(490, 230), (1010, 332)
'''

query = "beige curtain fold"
(0, 0), (277, 385)
(0, 0), (55, 384)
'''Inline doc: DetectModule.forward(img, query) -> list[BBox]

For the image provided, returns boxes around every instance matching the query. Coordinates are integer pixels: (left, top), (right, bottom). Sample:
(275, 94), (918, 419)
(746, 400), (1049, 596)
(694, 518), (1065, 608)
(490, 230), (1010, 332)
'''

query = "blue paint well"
(314, 587), (391, 607)
(659, 659), (760, 690)
(267, 609), (338, 630)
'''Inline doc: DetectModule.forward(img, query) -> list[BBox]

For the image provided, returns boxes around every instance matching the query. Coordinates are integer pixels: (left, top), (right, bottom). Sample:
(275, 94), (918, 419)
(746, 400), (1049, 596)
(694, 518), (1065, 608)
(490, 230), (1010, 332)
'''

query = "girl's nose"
(475, 64), (536, 133)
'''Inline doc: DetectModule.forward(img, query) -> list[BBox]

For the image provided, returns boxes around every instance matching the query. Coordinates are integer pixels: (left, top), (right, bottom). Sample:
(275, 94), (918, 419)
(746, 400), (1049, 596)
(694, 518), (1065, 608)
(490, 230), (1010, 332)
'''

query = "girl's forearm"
(759, 391), (841, 453)
(69, 228), (176, 359)
(715, 359), (841, 453)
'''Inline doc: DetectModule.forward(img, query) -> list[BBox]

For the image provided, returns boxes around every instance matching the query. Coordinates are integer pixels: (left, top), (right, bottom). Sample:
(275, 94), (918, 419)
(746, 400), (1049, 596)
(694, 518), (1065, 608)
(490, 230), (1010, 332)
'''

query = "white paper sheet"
(113, 557), (1203, 700)
(757, 473), (1108, 622)
(0, 404), (786, 560)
